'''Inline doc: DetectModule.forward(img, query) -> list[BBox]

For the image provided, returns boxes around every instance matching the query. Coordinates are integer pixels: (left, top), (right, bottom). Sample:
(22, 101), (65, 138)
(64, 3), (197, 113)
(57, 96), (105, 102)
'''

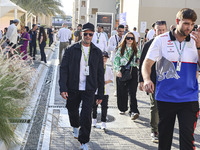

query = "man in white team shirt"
(57, 23), (72, 64)
(92, 25), (107, 52)
(146, 23), (155, 41)
(133, 27), (141, 46)
(107, 24), (124, 96)
(142, 8), (200, 149)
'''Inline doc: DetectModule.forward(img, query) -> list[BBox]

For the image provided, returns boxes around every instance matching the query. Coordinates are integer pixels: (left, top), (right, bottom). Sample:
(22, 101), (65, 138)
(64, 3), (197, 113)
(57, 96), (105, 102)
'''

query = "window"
(81, 16), (85, 20)
(81, 1), (86, 7)
(92, 8), (98, 15)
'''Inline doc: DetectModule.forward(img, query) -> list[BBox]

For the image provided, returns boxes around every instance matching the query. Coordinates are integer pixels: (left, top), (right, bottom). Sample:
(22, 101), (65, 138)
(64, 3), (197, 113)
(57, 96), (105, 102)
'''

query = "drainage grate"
(9, 119), (31, 123)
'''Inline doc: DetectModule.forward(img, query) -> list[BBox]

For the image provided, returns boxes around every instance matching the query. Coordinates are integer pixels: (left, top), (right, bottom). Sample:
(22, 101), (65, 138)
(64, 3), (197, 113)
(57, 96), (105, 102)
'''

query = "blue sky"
(61, 0), (73, 16)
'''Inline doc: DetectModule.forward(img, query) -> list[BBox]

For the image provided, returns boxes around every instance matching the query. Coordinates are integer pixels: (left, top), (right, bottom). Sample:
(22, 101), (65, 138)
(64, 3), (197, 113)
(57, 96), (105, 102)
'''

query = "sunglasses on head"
(126, 37), (134, 40)
(83, 33), (94, 37)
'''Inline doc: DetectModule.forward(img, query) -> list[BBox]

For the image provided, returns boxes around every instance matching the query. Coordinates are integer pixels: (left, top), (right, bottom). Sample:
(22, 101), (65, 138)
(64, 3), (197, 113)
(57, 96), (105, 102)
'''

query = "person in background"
(20, 26), (30, 60)
(92, 25), (107, 52)
(139, 20), (167, 143)
(38, 26), (47, 64)
(92, 51), (113, 130)
(6, 19), (19, 49)
(170, 25), (176, 31)
(69, 27), (73, 45)
(124, 25), (129, 35)
(57, 23), (72, 64)
(114, 32), (139, 120)
(111, 27), (117, 36)
(142, 28), (149, 47)
(74, 24), (82, 42)
(29, 24), (38, 60)
(133, 27), (141, 46)
(107, 24), (124, 97)
(146, 23), (155, 41)
(47, 26), (54, 47)
(101, 26), (109, 42)
(0, 29), (2, 40)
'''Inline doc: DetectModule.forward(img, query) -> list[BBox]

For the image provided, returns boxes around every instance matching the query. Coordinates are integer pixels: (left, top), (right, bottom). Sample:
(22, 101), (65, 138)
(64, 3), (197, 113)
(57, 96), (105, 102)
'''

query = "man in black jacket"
(138, 20), (167, 143)
(59, 22), (104, 150)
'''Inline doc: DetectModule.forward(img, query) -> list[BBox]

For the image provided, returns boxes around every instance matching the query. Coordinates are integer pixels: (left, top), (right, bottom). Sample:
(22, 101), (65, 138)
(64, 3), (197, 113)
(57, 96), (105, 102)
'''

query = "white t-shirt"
(95, 65), (113, 95)
(0, 31), (2, 40)
(57, 27), (72, 42)
(79, 45), (90, 90)
(107, 34), (124, 62)
(147, 29), (155, 41)
(132, 31), (140, 43)
(6, 24), (18, 44)
(92, 32), (107, 52)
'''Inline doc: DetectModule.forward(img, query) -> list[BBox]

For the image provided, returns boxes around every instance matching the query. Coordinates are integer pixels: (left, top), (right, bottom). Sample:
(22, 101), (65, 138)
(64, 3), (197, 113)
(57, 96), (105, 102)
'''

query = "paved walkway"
(44, 65), (200, 150)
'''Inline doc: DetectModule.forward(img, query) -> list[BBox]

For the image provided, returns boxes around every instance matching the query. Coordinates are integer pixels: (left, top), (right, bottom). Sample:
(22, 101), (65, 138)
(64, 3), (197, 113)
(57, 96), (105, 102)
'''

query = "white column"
(25, 13), (27, 26)
(34, 16), (36, 24)
(14, 8), (17, 19)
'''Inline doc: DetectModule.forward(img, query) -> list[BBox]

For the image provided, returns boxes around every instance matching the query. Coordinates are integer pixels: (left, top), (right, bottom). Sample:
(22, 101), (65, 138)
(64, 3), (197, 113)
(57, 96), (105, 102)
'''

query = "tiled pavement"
(46, 66), (200, 150)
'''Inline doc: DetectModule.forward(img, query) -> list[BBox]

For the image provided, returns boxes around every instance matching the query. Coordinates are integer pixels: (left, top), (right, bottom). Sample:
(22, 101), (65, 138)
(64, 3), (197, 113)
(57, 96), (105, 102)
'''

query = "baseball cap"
(102, 51), (109, 58)
(82, 22), (94, 32)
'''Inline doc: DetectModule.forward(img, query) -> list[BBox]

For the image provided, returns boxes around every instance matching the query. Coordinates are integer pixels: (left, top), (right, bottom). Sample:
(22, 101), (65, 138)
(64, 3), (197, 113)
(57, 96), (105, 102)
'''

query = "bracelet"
(197, 47), (200, 50)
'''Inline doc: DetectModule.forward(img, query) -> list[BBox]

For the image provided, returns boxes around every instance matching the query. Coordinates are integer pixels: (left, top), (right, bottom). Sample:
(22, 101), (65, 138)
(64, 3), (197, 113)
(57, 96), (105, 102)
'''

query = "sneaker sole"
(152, 139), (159, 143)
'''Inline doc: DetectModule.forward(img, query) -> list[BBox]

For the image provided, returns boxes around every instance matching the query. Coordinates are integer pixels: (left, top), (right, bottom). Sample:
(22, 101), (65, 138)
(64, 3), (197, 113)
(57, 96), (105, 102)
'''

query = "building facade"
(120, 0), (200, 37)
(73, 0), (117, 31)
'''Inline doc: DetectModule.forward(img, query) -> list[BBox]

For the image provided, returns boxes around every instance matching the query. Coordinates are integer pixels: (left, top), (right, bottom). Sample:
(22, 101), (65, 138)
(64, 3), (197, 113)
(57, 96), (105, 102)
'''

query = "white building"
(120, 0), (200, 37)
(73, 0), (116, 30)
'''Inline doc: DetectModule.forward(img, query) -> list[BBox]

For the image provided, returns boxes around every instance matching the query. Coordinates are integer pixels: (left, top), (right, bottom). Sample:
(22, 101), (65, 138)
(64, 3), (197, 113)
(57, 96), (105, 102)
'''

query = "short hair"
(78, 24), (82, 27)
(176, 8), (197, 22)
(62, 23), (68, 26)
(13, 19), (19, 23)
(155, 20), (167, 26)
(117, 24), (124, 29)
(32, 24), (36, 28)
(133, 27), (137, 30)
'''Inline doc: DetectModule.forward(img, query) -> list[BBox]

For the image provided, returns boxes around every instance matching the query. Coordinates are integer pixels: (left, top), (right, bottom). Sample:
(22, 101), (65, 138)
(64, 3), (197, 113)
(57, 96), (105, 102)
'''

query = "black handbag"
(119, 51), (135, 82)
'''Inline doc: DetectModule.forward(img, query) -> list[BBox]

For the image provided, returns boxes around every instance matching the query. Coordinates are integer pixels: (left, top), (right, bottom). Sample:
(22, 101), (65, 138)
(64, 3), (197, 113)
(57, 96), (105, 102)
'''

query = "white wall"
(122, 0), (139, 31)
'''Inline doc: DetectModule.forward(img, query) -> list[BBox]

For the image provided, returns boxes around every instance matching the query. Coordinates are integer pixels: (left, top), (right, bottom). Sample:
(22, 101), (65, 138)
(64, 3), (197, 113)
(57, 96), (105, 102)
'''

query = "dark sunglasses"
(83, 33), (93, 37)
(126, 37), (134, 40)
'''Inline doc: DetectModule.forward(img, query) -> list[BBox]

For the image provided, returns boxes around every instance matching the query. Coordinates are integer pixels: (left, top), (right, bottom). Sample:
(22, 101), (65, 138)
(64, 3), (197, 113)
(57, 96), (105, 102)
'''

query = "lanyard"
(81, 44), (91, 67)
(173, 41), (186, 61)
(97, 33), (101, 39)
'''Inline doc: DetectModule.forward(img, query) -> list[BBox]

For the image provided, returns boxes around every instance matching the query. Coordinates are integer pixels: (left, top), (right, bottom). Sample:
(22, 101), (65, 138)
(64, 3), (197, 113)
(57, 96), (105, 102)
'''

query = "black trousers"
(39, 42), (46, 63)
(92, 95), (109, 122)
(29, 42), (36, 58)
(117, 67), (139, 113)
(157, 101), (199, 150)
(66, 90), (95, 144)
(49, 37), (53, 47)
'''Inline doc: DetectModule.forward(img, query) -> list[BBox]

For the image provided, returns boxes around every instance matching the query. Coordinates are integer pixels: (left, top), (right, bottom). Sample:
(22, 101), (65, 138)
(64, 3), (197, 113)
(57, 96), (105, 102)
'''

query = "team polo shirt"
(146, 30), (199, 103)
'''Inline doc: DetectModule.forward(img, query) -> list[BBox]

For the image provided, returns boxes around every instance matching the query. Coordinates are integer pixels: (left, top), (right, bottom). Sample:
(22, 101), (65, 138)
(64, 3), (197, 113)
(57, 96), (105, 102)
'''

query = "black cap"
(82, 22), (94, 32)
(102, 51), (109, 58)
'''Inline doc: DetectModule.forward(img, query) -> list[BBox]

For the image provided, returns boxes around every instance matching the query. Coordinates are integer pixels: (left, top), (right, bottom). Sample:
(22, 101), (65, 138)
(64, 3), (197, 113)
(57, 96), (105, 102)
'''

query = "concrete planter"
(0, 141), (7, 150)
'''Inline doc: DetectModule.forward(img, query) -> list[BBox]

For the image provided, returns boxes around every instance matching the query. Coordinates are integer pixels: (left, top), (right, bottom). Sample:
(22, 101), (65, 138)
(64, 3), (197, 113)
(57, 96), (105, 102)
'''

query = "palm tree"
(11, 0), (65, 16)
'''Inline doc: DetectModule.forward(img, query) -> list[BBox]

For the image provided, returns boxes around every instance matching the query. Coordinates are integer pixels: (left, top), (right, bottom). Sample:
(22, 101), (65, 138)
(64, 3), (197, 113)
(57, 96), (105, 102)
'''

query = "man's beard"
(179, 28), (190, 36)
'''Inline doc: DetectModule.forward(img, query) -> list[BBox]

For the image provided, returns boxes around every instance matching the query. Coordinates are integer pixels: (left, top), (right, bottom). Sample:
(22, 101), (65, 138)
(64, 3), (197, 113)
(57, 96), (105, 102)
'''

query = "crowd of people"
(1, 7), (200, 150)
(59, 8), (200, 150)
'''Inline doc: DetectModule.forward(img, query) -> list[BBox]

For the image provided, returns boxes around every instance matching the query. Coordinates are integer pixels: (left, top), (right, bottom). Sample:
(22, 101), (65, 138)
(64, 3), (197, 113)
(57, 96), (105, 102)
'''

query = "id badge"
(176, 61), (181, 71)
(84, 66), (89, 76)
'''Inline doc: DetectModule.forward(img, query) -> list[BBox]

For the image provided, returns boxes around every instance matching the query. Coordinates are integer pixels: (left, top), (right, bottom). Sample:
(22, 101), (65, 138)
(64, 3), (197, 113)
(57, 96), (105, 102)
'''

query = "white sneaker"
(114, 91), (117, 97)
(80, 143), (88, 150)
(131, 113), (139, 120)
(101, 122), (106, 129)
(92, 119), (97, 127)
(151, 132), (159, 143)
(73, 127), (79, 139)
(119, 111), (125, 115)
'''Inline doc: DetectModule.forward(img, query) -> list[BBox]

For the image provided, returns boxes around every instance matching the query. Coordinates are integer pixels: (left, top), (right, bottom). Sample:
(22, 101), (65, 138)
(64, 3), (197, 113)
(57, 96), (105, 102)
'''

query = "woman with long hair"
(114, 32), (140, 120)
(20, 26), (30, 60)
(38, 27), (47, 63)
